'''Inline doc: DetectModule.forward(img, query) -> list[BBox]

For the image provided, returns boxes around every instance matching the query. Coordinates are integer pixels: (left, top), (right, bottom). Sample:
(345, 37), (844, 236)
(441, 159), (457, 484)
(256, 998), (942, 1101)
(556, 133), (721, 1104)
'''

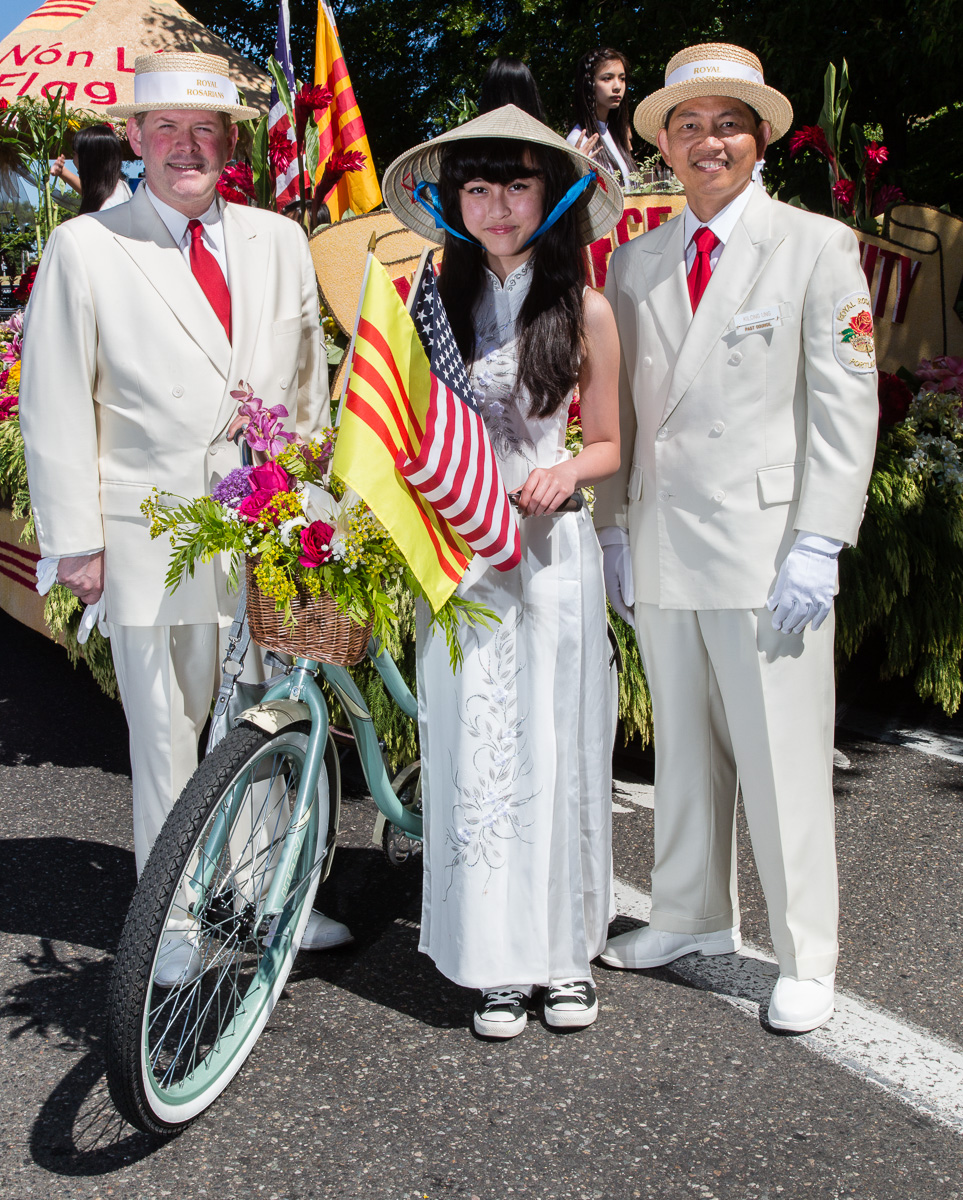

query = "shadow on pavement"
(0, 837), (134, 950)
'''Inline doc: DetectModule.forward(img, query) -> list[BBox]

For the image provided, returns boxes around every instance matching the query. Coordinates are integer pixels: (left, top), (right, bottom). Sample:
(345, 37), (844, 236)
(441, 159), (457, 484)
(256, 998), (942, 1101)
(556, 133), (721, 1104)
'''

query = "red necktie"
(188, 218), (231, 341)
(687, 225), (720, 311)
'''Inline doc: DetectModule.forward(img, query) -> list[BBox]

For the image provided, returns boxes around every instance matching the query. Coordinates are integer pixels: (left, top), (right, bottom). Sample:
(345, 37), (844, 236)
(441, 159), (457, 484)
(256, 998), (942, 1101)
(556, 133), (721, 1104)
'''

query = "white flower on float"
(300, 483), (362, 559)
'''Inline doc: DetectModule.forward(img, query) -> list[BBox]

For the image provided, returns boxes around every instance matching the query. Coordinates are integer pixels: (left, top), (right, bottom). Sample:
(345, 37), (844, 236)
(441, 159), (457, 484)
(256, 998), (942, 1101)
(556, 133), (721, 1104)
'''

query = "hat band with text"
(133, 70), (239, 107)
(665, 59), (764, 87)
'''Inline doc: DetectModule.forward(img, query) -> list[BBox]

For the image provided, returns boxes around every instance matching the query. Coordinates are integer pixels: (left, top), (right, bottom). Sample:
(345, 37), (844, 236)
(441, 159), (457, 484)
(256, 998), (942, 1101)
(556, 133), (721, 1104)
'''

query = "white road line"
(613, 878), (963, 1135)
(838, 708), (963, 764)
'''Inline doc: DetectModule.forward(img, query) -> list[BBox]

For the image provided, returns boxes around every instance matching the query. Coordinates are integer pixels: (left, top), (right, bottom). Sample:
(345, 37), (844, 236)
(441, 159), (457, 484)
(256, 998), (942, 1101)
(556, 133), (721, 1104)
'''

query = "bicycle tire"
(106, 722), (327, 1136)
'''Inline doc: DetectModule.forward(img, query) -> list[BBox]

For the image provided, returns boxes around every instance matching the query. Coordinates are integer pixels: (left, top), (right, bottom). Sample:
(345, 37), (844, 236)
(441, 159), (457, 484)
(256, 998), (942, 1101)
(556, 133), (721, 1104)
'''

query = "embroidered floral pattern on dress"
(445, 613), (538, 892)
(470, 260), (537, 459)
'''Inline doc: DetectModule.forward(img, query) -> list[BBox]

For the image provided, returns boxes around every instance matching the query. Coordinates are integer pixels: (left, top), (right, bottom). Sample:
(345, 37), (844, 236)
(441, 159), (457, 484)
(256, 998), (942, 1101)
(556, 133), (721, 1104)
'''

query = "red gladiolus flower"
(789, 125), (834, 162)
(217, 161), (256, 205)
(12, 263), (37, 306)
(0, 98), (8, 111)
(268, 127), (296, 177)
(871, 184), (905, 217)
(877, 372), (913, 427)
(294, 83), (333, 144)
(298, 520), (336, 567)
(332, 149), (366, 173)
(832, 179), (857, 215)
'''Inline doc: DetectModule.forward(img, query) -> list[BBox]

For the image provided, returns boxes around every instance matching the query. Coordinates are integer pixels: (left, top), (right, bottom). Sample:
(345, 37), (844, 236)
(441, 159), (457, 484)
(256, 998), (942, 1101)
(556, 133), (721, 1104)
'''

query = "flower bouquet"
(141, 385), (493, 669)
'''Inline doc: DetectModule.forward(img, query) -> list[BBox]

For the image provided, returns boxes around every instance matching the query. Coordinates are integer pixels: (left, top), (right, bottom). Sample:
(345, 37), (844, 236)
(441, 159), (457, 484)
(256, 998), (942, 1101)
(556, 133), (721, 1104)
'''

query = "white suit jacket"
(594, 185), (879, 610)
(20, 186), (329, 626)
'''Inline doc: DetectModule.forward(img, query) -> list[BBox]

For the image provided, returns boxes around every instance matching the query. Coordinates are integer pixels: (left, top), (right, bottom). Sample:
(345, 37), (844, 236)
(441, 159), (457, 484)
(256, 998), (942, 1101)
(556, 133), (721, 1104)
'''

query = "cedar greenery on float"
(140, 387), (495, 671)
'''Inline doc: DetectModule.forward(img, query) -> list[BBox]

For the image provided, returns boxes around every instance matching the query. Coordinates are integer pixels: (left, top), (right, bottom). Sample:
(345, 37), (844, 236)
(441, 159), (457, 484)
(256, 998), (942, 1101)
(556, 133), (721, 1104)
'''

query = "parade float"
(1, 30), (962, 760)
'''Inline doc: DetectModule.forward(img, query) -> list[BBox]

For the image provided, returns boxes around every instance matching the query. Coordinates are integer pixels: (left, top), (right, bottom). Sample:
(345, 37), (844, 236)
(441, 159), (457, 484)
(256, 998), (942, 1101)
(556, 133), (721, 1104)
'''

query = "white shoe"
(300, 911), (354, 950)
(599, 925), (741, 969)
(154, 934), (203, 988)
(767, 972), (835, 1032)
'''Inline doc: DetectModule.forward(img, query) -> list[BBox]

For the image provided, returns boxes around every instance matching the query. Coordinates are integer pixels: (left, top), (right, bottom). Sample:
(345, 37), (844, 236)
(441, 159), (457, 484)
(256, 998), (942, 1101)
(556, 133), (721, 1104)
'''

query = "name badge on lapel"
(733, 305), (784, 335)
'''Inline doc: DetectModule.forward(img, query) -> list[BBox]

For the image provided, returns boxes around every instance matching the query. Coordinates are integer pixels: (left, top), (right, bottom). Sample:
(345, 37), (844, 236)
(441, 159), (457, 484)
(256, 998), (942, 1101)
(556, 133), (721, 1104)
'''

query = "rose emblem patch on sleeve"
(833, 292), (876, 373)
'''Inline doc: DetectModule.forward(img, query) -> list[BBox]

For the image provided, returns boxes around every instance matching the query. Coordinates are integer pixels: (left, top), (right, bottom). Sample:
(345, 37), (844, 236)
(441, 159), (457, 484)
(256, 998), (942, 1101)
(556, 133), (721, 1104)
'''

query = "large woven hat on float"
(107, 51), (260, 120)
(634, 43), (793, 145)
(382, 104), (623, 247)
(0, 0), (269, 113)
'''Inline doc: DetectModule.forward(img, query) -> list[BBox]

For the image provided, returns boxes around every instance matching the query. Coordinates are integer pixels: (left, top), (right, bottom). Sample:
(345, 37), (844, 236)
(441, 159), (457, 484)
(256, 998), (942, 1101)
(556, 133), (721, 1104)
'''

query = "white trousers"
(109, 623), (221, 876)
(633, 603), (838, 980)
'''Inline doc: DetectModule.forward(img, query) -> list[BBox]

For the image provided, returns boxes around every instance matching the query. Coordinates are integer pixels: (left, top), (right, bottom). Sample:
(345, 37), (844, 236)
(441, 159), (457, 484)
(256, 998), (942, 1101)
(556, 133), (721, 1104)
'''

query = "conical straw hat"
(0, 0), (269, 114)
(382, 104), (623, 247)
(634, 43), (793, 145)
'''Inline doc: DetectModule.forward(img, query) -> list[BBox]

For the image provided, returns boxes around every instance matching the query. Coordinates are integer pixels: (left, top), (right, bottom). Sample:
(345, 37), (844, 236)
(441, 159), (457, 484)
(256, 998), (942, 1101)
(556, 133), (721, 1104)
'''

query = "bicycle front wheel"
(106, 722), (328, 1136)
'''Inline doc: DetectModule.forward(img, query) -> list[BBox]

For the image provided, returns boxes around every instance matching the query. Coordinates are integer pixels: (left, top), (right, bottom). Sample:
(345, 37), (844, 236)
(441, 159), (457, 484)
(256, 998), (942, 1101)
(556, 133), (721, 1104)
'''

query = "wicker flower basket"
(245, 557), (373, 666)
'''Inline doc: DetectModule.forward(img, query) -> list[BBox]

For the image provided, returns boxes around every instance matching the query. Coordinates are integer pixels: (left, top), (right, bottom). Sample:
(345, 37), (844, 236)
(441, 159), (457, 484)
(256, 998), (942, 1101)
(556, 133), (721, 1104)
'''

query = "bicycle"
(105, 615), (422, 1137)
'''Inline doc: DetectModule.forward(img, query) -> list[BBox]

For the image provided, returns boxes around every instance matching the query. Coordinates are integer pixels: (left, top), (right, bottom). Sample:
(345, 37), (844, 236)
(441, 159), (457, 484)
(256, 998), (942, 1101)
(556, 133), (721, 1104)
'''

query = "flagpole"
(334, 230), (378, 426)
(405, 246), (432, 314)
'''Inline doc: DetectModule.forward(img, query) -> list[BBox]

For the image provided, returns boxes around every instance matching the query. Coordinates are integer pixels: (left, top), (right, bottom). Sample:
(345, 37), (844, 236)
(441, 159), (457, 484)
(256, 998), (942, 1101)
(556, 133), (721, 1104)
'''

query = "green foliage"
(608, 608), (653, 749)
(837, 396), (963, 714)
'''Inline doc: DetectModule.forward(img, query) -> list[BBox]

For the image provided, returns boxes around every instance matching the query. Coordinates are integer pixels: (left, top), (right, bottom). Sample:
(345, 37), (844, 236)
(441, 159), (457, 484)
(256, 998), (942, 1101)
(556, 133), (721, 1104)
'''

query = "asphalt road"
(2, 607), (962, 1200)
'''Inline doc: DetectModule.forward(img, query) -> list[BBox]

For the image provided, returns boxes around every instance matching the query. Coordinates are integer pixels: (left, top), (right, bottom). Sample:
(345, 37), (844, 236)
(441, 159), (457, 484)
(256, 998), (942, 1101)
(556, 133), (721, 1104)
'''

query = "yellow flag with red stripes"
(331, 259), (471, 611)
(313, 1), (382, 220)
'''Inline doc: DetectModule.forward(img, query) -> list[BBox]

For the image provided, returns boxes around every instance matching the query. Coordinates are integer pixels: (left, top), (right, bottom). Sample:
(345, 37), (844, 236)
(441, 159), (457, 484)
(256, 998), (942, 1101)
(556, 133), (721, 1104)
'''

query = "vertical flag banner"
(313, 0), (382, 220)
(332, 255), (520, 611)
(269, 0), (301, 208)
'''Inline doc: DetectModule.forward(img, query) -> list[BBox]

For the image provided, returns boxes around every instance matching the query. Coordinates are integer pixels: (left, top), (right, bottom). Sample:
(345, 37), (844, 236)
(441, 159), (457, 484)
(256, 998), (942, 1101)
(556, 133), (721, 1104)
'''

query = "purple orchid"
(230, 381), (296, 457)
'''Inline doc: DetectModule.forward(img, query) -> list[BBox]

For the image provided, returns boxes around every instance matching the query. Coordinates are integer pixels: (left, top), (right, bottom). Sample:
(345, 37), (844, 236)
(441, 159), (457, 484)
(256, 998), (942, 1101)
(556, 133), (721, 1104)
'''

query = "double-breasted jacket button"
(279, 377), (290, 389)
(728, 351), (743, 365)
(656, 427), (668, 440)
(171, 384), (184, 397)
(642, 356), (653, 368)
(710, 420), (726, 435)
(711, 490), (726, 503)
(658, 489), (669, 502)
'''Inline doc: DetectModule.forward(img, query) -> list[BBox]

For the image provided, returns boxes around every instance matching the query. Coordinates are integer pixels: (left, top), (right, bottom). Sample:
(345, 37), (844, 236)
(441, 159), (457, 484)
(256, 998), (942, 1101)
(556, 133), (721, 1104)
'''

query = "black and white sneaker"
(473, 988), (529, 1039)
(543, 980), (598, 1029)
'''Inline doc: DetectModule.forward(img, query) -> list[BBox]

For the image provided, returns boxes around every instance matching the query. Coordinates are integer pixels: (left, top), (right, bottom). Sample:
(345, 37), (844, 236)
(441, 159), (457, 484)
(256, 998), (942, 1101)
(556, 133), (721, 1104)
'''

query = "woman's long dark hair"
(437, 137), (586, 419)
(478, 57), (546, 121)
(73, 124), (123, 215)
(572, 47), (636, 184)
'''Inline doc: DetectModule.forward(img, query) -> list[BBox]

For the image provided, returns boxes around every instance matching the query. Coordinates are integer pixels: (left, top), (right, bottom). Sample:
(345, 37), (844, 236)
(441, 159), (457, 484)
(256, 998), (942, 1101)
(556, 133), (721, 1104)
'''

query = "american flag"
(269, 0), (300, 209)
(397, 257), (521, 571)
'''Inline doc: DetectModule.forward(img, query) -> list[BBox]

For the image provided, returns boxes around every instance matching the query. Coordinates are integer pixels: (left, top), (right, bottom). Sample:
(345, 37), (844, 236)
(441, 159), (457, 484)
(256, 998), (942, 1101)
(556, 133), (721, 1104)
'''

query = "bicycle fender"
(237, 699), (311, 734)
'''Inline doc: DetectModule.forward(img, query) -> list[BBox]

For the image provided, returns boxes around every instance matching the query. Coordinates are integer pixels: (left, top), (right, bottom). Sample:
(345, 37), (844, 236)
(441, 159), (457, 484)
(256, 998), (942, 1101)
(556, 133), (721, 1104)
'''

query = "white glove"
(767, 532), (843, 635)
(35, 556), (60, 596)
(598, 526), (635, 627)
(77, 596), (110, 644)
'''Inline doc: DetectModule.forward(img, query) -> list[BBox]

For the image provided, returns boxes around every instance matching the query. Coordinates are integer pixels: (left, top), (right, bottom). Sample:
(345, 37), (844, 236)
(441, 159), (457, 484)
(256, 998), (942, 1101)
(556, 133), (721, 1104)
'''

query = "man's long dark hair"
(73, 124), (123, 215)
(572, 47), (636, 184)
(436, 138), (586, 420)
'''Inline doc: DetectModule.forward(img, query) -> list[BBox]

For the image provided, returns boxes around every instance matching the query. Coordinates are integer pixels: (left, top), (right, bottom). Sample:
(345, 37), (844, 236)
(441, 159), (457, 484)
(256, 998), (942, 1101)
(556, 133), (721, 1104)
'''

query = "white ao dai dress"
(416, 260), (615, 990)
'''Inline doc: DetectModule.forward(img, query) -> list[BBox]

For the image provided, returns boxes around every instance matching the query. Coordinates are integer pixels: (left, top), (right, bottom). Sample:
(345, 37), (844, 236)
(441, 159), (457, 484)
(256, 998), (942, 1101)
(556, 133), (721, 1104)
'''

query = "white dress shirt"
(682, 180), (756, 273)
(145, 187), (230, 287)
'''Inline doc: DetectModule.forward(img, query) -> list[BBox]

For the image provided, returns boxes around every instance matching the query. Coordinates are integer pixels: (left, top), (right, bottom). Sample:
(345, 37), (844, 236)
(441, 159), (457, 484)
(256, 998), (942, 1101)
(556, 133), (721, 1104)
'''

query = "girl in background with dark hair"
(567, 47), (637, 189)
(51, 124), (130, 214)
(478, 56), (546, 120)
(383, 110), (622, 1040)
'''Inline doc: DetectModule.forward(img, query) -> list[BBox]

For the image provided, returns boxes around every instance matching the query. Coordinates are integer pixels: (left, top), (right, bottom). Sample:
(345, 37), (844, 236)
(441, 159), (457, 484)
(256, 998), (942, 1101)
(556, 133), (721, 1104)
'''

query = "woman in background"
(567, 47), (637, 189)
(51, 124), (130, 214)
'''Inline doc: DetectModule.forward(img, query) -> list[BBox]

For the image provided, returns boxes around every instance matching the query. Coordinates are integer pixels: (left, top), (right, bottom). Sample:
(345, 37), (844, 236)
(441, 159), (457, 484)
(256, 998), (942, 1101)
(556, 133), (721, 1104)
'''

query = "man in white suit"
(594, 44), (879, 1031)
(20, 52), (349, 974)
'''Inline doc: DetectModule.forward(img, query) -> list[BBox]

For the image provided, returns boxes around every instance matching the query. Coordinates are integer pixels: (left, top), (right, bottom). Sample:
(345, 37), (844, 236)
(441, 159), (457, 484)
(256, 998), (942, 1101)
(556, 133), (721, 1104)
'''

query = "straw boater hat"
(382, 104), (623, 247)
(634, 43), (793, 145)
(107, 51), (260, 121)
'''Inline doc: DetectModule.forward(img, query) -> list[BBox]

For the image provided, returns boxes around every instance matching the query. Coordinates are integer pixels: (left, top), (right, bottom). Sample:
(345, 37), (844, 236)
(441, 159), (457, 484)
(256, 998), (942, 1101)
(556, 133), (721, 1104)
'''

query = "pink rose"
(237, 488), (278, 522)
(298, 520), (336, 567)
(248, 461), (290, 495)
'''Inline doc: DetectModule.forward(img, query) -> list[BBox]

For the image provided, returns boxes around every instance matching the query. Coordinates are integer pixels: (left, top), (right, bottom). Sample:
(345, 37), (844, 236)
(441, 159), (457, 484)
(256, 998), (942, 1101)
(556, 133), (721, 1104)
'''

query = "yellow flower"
(6, 361), (20, 393)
